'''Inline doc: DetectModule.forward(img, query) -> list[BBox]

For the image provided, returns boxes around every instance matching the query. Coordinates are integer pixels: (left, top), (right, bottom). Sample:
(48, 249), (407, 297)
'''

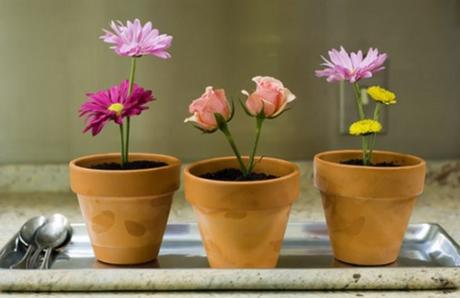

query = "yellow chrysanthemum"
(349, 119), (382, 136)
(367, 86), (396, 105)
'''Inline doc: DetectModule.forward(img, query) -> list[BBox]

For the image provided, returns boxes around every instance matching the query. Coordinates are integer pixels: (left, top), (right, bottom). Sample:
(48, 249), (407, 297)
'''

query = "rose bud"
(184, 86), (231, 131)
(241, 76), (296, 118)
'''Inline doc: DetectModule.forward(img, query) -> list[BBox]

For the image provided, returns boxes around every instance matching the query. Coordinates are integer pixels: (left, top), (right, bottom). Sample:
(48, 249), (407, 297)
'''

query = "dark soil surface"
(90, 160), (168, 170)
(200, 168), (277, 181)
(341, 159), (400, 167)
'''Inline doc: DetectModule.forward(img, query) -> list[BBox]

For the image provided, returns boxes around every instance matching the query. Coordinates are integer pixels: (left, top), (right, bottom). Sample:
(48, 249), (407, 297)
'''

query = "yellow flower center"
(367, 86), (396, 105)
(108, 103), (124, 116)
(349, 119), (382, 136)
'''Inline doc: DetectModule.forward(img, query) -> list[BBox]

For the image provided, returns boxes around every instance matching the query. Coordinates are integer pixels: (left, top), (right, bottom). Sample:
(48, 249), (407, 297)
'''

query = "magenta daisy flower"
(79, 80), (154, 136)
(315, 46), (387, 83)
(100, 19), (173, 58)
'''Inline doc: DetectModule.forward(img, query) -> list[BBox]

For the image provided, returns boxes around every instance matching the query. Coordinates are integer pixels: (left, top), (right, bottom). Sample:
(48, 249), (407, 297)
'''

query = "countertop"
(0, 160), (459, 297)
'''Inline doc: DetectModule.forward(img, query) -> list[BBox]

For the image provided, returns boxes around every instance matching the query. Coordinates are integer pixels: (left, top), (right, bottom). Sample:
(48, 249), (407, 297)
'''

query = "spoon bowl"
(29, 214), (70, 269)
(19, 216), (47, 246)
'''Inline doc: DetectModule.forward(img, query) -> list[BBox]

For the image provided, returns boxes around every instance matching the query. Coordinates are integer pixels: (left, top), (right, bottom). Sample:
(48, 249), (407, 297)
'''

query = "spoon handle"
(9, 246), (33, 269)
(39, 248), (52, 270)
(27, 245), (43, 269)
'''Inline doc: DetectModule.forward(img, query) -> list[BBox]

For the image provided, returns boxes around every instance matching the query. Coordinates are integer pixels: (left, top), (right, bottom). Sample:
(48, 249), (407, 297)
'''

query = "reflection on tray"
(1, 223), (459, 270)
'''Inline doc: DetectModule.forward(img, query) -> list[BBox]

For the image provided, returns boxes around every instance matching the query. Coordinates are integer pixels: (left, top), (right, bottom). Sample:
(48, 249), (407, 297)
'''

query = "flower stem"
(127, 57), (137, 95)
(353, 82), (365, 120)
(353, 83), (369, 164)
(373, 102), (382, 121)
(125, 117), (131, 164)
(119, 123), (126, 167)
(247, 116), (265, 174)
(368, 102), (382, 161)
(124, 57), (138, 164)
(219, 123), (248, 176)
(361, 136), (366, 164)
(369, 134), (376, 162)
(362, 135), (370, 165)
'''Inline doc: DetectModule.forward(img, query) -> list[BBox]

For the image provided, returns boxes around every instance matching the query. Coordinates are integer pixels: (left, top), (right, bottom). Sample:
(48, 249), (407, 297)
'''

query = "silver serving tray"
(0, 222), (459, 291)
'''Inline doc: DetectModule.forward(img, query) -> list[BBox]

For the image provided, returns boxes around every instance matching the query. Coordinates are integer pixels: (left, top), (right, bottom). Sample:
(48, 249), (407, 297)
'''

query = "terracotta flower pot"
(69, 153), (181, 265)
(184, 156), (300, 268)
(314, 150), (426, 266)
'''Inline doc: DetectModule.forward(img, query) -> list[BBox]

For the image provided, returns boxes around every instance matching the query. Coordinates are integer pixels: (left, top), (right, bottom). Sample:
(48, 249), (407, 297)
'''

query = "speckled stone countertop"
(0, 161), (459, 297)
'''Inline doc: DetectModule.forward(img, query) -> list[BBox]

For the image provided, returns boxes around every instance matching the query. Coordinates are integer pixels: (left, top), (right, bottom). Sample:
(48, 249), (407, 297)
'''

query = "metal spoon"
(28, 214), (70, 269)
(3, 234), (27, 268)
(9, 216), (47, 269)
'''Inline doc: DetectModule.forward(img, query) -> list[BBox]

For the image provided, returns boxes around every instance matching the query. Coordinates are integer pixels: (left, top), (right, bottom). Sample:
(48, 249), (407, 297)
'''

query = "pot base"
(320, 193), (417, 266)
(92, 244), (159, 265)
(77, 194), (173, 265)
(334, 257), (396, 267)
(193, 205), (292, 268)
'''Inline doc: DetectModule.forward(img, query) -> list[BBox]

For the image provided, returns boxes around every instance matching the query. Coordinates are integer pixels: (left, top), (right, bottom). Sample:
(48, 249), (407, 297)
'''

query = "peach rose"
(242, 76), (296, 117)
(184, 86), (230, 131)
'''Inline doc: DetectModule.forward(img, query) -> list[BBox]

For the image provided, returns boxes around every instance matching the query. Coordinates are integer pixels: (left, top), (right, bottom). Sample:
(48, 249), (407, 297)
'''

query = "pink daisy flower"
(100, 19), (173, 58)
(315, 46), (387, 83)
(80, 80), (154, 136)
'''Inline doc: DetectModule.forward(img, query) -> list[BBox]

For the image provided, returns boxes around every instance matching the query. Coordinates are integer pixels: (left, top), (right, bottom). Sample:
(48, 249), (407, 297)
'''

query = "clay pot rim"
(184, 156), (299, 185)
(69, 152), (181, 174)
(314, 149), (425, 171)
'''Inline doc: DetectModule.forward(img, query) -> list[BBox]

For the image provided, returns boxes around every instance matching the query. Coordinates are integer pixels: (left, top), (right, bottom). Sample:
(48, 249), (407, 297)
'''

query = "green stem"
(219, 123), (248, 175)
(362, 136), (370, 165)
(119, 123), (126, 166)
(353, 82), (365, 120)
(367, 102), (383, 163)
(369, 134), (376, 162)
(127, 57), (137, 95)
(354, 83), (368, 165)
(124, 57), (138, 163)
(125, 117), (130, 164)
(247, 116), (264, 174)
(373, 102), (382, 121)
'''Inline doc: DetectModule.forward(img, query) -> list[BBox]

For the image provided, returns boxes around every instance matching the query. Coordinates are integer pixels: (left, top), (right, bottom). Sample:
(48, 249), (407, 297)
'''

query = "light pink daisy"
(315, 46), (387, 83)
(100, 19), (173, 58)
(79, 80), (154, 136)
